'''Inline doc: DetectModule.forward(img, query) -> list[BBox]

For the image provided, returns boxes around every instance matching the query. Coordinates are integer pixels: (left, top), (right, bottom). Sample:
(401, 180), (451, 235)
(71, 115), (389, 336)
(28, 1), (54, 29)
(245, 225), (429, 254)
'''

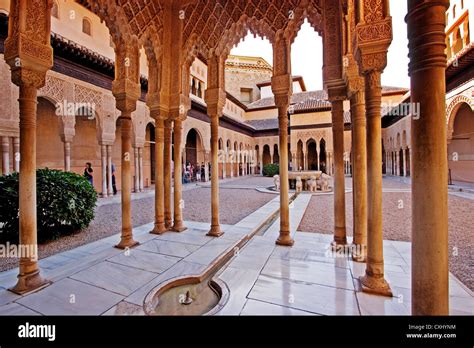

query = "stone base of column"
(276, 234), (294, 246)
(9, 270), (51, 295)
(359, 273), (392, 297)
(150, 222), (167, 235)
(331, 231), (347, 247)
(115, 235), (139, 249)
(171, 222), (187, 233)
(207, 224), (224, 237)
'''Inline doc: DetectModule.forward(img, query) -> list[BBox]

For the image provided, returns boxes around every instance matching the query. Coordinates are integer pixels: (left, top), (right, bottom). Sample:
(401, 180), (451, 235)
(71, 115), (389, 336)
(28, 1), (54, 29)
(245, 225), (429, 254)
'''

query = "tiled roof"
(248, 87), (407, 112)
(244, 119), (279, 130)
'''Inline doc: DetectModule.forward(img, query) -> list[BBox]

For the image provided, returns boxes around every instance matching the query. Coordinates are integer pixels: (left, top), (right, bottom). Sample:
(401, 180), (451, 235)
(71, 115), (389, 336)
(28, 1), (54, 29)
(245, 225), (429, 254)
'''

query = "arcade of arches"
(0, 0), (472, 316)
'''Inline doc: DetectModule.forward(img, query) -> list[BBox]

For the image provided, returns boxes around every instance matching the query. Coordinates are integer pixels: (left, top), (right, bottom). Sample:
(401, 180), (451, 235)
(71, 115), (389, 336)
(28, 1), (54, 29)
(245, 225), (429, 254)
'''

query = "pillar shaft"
(10, 86), (50, 294)
(276, 105), (294, 246)
(207, 116), (223, 236)
(2, 136), (10, 175)
(171, 119), (186, 232)
(407, 0), (449, 315)
(139, 147), (144, 191)
(13, 137), (20, 172)
(331, 100), (347, 246)
(101, 144), (107, 198)
(351, 91), (367, 261)
(107, 145), (113, 196)
(134, 147), (140, 192)
(164, 120), (173, 228)
(151, 118), (166, 234)
(63, 141), (71, 172)
(116, 116), (138, 249)
(360, 70), (391, 296)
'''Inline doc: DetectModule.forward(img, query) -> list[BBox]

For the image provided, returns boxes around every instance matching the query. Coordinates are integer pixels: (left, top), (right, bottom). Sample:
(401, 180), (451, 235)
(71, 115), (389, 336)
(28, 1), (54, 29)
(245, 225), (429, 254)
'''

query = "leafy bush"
(263, 163), (279, 177)
(0, 169), (97, 243)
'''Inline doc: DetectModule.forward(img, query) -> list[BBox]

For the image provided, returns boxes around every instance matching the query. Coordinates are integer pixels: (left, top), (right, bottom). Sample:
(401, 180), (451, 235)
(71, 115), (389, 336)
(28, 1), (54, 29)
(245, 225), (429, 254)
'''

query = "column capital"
(4, 0), (54, 88)
(112, 42), (141, 114)
(205, 87), (226, 117)
(353, 1), (392, 75)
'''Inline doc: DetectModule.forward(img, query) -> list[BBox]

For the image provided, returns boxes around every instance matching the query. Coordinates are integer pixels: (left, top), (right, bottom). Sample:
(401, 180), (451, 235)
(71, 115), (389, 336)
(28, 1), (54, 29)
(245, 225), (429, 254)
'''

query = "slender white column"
(2, 136), (10, 175)
(134, 147), (139, 192)
(107, 145), (113, 196)
(63, 141), (71, 172)
(13, 137), (20, 172)
(101, 144), (108, 198)
(138, 147), (144, 191)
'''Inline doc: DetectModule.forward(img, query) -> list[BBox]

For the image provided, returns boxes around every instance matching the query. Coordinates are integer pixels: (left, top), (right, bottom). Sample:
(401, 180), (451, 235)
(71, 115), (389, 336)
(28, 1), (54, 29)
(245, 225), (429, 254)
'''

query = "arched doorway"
(36, 97), (63, 170)
(263, 144), (271, 166)
(297, 140), (304, 170)
(185, 128), (205, 181)
(448, 103), (474, 183)
(306, 139), (317, 170)
(273, 144), (279, 164)
(319, 138), (327, 173)
(399, 148), (404, 176)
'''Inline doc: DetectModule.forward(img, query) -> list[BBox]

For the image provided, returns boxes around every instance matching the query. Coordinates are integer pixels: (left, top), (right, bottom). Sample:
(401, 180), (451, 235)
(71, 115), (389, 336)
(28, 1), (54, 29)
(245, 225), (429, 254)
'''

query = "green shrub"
(0, 169), (97, 243)
(263, 163), (279, 177)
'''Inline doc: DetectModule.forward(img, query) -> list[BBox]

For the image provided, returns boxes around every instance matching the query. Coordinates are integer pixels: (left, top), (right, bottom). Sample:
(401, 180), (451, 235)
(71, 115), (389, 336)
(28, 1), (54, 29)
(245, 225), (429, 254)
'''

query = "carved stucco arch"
(84, 0), (136, 44)
(446, 95), (474, 142)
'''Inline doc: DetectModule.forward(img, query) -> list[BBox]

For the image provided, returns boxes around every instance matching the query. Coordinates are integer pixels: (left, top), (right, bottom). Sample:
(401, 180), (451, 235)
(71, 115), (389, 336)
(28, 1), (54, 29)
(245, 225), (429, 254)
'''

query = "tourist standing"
(84, 162), (94, 186)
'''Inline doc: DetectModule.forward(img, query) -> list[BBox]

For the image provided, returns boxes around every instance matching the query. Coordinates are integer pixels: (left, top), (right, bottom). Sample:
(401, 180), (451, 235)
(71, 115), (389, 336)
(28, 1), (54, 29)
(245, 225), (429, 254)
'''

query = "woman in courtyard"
(84, 162), (94, 186)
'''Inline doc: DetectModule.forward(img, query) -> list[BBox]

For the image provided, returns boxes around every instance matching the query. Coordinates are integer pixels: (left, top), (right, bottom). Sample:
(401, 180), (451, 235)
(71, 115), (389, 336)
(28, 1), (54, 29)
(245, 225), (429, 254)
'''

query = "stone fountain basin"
(143, 274), (229, 316)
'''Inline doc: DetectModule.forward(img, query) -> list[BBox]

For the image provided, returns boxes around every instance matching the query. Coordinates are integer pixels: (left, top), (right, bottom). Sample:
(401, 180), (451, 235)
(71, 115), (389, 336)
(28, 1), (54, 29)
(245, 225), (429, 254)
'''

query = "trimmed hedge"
(262, 163), (279, 177)
(0, 169), (97, 243)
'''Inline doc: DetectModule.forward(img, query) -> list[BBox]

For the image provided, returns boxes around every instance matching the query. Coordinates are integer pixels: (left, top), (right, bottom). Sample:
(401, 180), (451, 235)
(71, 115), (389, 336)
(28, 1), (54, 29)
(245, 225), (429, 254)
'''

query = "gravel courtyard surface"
(0, 186), (275, 272)
(298, 191), (474, 291)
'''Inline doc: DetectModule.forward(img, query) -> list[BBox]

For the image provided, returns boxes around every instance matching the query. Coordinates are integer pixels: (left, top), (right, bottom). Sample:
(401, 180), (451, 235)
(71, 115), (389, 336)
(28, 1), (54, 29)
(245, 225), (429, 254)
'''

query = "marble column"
(204, 152), (210, 182)
(316, 141), (320, 171)
(402, 148), (407, 177)
(101, 144), (108, 198)
(2, 136), (10, 175)
(164, 119), (173, 228)
(134, 147), (140, 192)
(172, 119), (186, 232)
(222, 150), (226, 179)
(116, 116), (139, 249)
(10, 86), (51, 294)
(207, 115), (223, 237)
(407, 0), (449, 315)
(107, 145), (113, 196)
(63, 141), (71, 172)
(360, 70), (391, 296)
(13, 137), (20, 172)
(351, 91), (367, 261)
(138, 147), (144, 191)
(331, 99), (347, 246)
(151, 118), (166, 234)
(275, 101), (293, 246)
(259, 151), (263, 176)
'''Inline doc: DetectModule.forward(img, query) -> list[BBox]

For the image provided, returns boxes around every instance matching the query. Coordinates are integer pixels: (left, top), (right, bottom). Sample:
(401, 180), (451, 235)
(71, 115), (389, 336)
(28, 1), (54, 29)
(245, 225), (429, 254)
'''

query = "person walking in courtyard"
(111, 163), (117, 195)
(84, 162), (94, 186)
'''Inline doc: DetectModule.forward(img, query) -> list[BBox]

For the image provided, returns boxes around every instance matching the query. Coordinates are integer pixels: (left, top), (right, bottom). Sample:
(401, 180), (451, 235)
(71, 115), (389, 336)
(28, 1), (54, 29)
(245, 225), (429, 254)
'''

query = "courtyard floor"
(298, 177), (474, 291)
(0, 187), (472, 315)
(0, 175), (472, 315)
